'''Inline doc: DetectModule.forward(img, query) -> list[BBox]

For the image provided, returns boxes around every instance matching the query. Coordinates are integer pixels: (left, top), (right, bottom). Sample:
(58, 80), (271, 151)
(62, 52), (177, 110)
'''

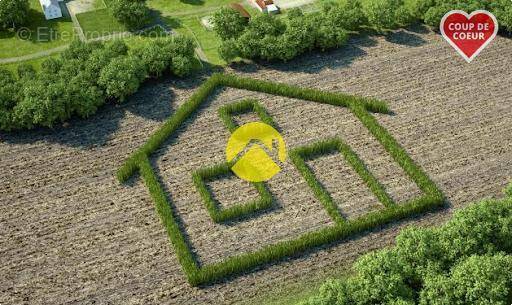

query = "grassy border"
(117, 73), (444, 286)
(218, 98), (277, 132)
(289, 137), (395, 224)
(192, 162), (272, 223)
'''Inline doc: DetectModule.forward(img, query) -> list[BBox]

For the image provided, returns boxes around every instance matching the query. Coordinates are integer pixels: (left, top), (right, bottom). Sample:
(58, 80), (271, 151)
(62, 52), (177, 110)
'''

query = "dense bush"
(0, 37), (196, 131)
(505, 182), (512, 197)
(0, 0), (29, 30)
(322, 0), (368, 31)
(211, 7), (249, 40)
(99, 56), (147, 102)
(361, 0), (411, 31)
(215, 8), (349, 62)
(110, 0), (151, 31)
(214, 0), (512, 63)
(413, 0), (512, 33)
(420, 254), (512, 305)
(299, 196), (512, 305)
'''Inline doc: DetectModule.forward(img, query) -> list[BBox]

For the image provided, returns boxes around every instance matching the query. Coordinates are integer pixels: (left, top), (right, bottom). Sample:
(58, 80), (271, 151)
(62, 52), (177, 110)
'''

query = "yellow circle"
(226, 122), (286, 182)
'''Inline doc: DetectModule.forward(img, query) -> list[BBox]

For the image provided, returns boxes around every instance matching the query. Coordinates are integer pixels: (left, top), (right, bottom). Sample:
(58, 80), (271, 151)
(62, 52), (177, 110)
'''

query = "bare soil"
(1, 28), (511, 305)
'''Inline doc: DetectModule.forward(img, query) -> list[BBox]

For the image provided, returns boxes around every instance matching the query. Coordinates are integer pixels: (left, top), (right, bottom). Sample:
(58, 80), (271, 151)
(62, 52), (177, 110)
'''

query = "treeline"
(298, 187), (512, 305)
(212, 0), (512, 62)
(0, 0), (29, 30)
(412, 0), (512, 29)
(0, 37), (196, 131)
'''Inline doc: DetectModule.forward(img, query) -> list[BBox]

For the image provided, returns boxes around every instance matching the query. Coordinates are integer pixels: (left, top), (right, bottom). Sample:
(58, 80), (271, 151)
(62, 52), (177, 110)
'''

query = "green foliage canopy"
(0, 0), (29, 30)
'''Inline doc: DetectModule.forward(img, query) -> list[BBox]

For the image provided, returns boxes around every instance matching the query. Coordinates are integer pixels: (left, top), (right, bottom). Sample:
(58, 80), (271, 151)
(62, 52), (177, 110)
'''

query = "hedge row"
(212, 0), (512, 62)
(0, 36), (196, 131)
(192, 162), (273, 223)
(408, 0), (512, 32)
(299, 193), (512, 305)
(118, 73), (444, 286)
(217, 98), (277, 132)
(290, 137), (395, 224)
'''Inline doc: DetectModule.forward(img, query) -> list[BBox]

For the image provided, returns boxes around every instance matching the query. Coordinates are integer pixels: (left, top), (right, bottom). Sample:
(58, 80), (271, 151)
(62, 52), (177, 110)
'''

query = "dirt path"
(1, 29), (511, 305)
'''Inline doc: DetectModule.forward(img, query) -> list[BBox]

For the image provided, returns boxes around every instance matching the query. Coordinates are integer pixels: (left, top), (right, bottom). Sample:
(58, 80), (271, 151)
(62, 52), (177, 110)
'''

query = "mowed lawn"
(148, 0), (235, 17)
(171, 16), (225, 65)
(76, 8), (126, 39)
(0, 0), (74, 59)
(149, 0), (258, 65)
(0, 54), (60, 73)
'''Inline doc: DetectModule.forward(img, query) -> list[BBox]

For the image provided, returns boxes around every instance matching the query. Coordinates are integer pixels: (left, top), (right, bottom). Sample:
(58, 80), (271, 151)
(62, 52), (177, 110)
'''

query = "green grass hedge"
(218, 98), (277, 132)
(192, 162), (273, 223)
(290, 137), (395, 224)
(117, 73), (444, 286)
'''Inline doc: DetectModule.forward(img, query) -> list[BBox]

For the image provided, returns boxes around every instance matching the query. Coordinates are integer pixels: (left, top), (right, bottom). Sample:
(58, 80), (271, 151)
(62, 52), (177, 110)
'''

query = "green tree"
(110, 0), (151, 31)
(104, 39), (129, 56)
(0, 69), (19, 130)
(219, 39), (240, 61)
(0, 0), (29, 30)
(323, 0), (368, 30)
(132, 42), (169, 77)
(361, 0), (410, 31)
(492, 0), (512, 33)
(17, 63), (36, 80)
(98, 56), (147, 102)
(347, 249), (415, 304)
(14, 80), (69, 128)
(211, 7), (248, 40)
(61, 40), (102, 61)
(170, 55), (192, 77)
(420, 254), (512, 305)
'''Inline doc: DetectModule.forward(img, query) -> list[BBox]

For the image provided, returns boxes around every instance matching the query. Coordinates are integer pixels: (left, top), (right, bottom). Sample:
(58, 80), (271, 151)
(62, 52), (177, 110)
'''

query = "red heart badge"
(440, 10), (498, 62)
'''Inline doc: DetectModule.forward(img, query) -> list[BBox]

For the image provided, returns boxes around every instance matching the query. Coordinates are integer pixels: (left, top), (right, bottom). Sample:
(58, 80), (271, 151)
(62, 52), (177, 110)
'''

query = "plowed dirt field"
(1, 28), (511, 305)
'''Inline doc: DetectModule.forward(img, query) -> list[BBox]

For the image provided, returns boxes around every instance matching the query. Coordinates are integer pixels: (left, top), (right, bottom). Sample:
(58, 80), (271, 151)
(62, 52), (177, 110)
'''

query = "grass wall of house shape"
(117, 73), (445, 286)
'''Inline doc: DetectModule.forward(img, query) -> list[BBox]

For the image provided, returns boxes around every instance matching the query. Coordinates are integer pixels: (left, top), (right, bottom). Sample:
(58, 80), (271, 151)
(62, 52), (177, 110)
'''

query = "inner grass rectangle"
(218, 99), (277, 132)
(192, 162), (272, 223)
(289, 138), (396, 225)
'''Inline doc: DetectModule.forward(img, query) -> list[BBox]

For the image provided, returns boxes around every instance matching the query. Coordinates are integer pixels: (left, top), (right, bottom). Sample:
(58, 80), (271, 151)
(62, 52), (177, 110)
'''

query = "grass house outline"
(117, 73), (445, 286)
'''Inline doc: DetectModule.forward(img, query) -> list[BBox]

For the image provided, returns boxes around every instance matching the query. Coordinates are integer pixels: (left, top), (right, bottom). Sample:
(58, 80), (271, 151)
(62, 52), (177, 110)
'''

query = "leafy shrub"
(505, 181), (512, 197)
(62, 40), (103, 61)
(99, 56), (147, 102)
(104, 39), (129, 56)
(361, 0), (412, 31)
(438, 198), (512, 262)
(132, 43), (170, 77)
(0, 0), (29, 30)
(170, 55), (193, 77)
(403, 0), (435, 21)
(217, 8), (349, 62)
(17, 63), (36, 80)
(0, 69), (19, 130)
(348, 249), (416, 304)
(211, 7), (249, 40)
(492, 0), (512, 33)
(300, 197), (512, 305)
(1, 37), (197, 131)
(110, 0), (151, 31)
(419, 0), (511, 31)
(14, 80), (69, 128)
(420, 254), (512, 305)
(322, 0), (368, 31)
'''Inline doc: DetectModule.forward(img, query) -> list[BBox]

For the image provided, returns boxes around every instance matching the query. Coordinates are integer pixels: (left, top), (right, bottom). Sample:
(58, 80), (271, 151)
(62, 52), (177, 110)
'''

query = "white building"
(39, 0), (63, 20)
